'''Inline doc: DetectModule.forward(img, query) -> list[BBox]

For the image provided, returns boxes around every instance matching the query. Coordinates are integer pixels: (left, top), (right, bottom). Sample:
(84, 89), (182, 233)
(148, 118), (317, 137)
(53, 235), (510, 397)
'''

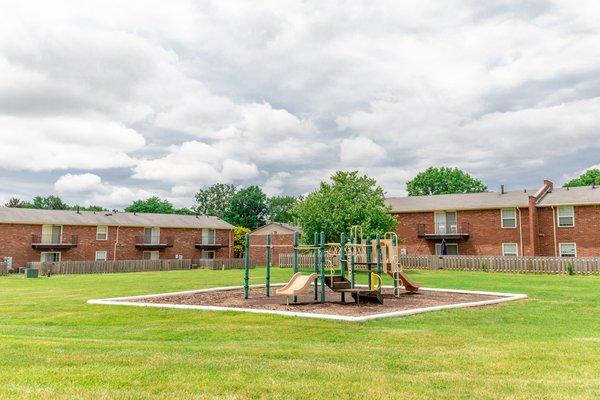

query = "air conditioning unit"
(3, 257), (12, 270)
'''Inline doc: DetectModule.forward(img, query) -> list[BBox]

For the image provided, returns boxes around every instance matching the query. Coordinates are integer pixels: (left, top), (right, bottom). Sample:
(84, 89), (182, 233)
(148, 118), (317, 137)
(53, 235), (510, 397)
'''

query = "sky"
(1, 0), (600, 209)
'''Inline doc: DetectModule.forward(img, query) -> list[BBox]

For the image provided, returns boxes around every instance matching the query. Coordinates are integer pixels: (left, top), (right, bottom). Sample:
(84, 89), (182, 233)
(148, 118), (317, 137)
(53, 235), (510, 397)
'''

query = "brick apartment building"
(249, 222), (301, 266)
(0, 207), (234, 269)
(386, 180), (600, 257)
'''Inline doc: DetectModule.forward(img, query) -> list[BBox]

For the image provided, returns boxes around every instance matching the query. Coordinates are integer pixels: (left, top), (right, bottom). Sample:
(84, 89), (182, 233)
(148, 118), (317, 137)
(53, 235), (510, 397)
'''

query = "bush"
(566, 261), (574, 276)
(480, 260), (487, 272)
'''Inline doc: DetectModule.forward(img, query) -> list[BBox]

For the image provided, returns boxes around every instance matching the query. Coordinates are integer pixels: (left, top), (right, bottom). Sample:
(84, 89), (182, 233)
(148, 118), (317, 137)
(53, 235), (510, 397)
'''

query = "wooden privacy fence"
(25, 258), (251, 275)
(398, 255), (600, 275)
(278, 253), (369, 269)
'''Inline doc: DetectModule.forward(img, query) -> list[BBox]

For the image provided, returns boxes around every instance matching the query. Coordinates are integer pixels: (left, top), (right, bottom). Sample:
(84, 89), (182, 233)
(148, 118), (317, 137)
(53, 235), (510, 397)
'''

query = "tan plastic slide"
(396, 270), (420, 293)
(276, 272), (318, 299)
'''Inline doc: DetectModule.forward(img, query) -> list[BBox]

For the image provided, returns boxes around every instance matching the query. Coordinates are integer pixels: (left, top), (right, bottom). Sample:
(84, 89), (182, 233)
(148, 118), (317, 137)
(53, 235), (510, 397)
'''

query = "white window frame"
(40, 252), (61, 262)
(501, 208), (517, 229)
(502, 243), (518, 256)
(202, 228), (216, 245)
(435, 243), (458, 255)
(201, 250), (216, 260)
(95, 251), (108, 261)
(559, 243), (577, 257)
(96, 225), (108, 241)
(41, 224), (63, 244)
(557, 206), (575, 227)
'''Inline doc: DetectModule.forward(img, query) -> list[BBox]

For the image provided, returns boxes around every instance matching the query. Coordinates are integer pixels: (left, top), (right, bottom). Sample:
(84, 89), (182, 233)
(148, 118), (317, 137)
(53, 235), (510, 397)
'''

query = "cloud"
(0, 116), (144, 171)
(340, 137), (387, 166)
(54, 173), (104, 193)
(3, 1), (600, 203)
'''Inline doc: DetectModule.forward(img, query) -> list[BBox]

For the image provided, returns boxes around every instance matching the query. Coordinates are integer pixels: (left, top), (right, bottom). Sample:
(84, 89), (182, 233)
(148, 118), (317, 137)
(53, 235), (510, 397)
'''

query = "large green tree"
(406, 167), (487, 196)
(194, 183), (237, 218)
(564, 168), (600, 187)
(267, 195), (297, 223)
(222, 186), (267, 229)
(293, 170), (396, 242)
(125, 197), (176, 214)
(4, 197), (27, 208)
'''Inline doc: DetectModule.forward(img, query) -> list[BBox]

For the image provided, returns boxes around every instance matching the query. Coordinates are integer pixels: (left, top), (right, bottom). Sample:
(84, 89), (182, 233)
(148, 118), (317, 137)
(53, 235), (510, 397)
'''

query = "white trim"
(501, 208), (517, 229)
(95, 251), (108, 261)
(96, 225), (108, 241)
(502, 242), (518, 256)
(202, 228), (216, 245)
(556, 205), (575, 227)
(87, 284), (528, 323)
(558, 242), (577, 257)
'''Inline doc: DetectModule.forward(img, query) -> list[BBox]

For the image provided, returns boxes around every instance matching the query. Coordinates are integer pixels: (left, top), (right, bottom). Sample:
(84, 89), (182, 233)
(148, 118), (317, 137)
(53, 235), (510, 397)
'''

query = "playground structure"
(243, 226), (420, 305)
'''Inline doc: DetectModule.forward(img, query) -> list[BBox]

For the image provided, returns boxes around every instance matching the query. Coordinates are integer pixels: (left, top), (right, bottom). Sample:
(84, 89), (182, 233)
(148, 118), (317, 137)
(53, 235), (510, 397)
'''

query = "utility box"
(25, 268), (39, 279)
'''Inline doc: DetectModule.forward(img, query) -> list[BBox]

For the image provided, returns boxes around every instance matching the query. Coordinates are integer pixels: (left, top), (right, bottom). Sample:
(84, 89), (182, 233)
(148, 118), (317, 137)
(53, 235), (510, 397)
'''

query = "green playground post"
(340, 232), (346, 303)
(366, 235), (372, 289)
(292, 230), (299, 303)
(392, 234), (398, 294)
(376, 234), (382, 275)
(243, 233), (250, 299)
(319, 231), (326, 303)
(349, 234), (355, 288)
(265, 234), (271, 297)
(313, 231), (318, 300)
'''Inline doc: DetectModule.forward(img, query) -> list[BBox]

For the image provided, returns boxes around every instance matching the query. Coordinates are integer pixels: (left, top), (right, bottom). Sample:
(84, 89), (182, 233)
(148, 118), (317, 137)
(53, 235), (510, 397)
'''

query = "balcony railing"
(417, 222), (470, 240)
(134, 235), (174, 250)
(31, 234), (78, 250)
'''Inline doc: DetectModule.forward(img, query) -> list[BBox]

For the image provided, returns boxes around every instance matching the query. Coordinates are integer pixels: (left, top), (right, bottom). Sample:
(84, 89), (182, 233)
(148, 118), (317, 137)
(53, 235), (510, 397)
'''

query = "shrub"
(566, 261), (574, 276)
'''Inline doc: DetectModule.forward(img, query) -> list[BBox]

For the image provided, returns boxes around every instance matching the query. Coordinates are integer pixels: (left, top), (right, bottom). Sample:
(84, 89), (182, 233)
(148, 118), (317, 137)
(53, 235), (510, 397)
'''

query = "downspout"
(113, 225), (121, 261)
(551, 206), (557, 257)
(517, 207), (523, 256)
(229, 229), (233, 258)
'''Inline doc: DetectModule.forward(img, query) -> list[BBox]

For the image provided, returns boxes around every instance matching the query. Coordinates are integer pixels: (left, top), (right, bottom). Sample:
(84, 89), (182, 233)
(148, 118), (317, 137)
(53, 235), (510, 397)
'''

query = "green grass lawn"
(0, 268), (598, 400)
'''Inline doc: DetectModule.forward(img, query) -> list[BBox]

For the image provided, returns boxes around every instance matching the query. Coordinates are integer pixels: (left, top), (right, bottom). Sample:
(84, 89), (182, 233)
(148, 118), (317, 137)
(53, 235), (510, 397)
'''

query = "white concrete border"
(88, 284), (527, 322)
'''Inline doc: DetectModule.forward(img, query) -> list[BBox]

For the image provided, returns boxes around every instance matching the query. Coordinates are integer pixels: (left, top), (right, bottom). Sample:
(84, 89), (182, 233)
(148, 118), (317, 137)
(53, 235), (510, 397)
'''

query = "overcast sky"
(1, 0), (600, 208)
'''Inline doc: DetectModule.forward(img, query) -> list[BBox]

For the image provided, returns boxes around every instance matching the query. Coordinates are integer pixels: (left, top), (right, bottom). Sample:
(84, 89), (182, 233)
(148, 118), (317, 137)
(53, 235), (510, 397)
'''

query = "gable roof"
(537, 186), (600, 206)
(0, 207), (235, 229)
(250, 222), (302, 236)
(385, 189), (533, 213)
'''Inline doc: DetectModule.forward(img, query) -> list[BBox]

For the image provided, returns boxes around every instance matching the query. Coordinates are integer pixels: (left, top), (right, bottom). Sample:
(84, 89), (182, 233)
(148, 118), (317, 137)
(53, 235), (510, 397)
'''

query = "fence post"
(244, 233), (250, 299)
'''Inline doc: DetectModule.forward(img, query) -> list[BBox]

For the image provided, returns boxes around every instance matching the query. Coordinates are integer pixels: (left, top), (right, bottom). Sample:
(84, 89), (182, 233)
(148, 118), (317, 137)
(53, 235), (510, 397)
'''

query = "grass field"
(0, 268), (598, 400)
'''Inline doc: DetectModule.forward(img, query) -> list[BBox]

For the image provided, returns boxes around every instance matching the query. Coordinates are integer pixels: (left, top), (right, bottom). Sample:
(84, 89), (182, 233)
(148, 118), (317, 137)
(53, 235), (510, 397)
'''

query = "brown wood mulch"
(125, 286), (507, 317)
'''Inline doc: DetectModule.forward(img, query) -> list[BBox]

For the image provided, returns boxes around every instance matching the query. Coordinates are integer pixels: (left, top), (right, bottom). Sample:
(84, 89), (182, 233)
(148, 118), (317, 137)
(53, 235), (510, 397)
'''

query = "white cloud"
(0, 116), (144, 171)
(54, 173), (104, 193)
(340, 137), (387, 166)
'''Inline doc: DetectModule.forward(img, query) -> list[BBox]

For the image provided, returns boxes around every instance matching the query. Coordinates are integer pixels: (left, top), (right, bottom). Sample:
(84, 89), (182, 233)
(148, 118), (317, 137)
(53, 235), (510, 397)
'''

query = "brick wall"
(537, 205), (600, 256)
(249, 233), (296, 266)
(0, 223), (233, 268)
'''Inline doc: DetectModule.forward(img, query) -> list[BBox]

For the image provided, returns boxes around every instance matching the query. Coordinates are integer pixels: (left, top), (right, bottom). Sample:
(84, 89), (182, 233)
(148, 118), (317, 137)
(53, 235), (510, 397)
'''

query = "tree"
(73, 205), (105, 212)
(406, 167), (487, 196)
(5, 197), (27, 208)
(222, 186), (267, 229)
(194, 183), (237, 217)
(29, 195), (71, 210)
(293, 170), (396, 242)
(564, 168), (600, 187)
(233, 226), (251, 257)
(267, 195), (297, 223)
(125, 197), (175, 214)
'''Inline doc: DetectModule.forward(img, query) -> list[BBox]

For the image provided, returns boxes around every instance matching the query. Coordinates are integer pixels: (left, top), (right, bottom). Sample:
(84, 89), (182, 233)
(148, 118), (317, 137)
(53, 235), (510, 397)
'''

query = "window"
(559, 243), (577, 257)
(434, 211), (457, 234)
(502, 243), (518, 256)
(40, 252), (61, 262)
(95, 251), (108, 261)
(202, 229), (215, 244)
(143, 251), (159, 260)
(435, 243), (458, 255)
(96, 225), (108, 240)
(41, 225), (62, 244)
(557, 206), (574, 227)
(501, 208), (517, 228)
(201, 250), (215, 260)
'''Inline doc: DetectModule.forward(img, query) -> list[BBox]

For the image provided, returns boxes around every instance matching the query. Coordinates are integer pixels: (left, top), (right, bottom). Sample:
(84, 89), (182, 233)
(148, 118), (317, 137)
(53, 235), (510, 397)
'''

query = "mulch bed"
(125, 286), (507, 317)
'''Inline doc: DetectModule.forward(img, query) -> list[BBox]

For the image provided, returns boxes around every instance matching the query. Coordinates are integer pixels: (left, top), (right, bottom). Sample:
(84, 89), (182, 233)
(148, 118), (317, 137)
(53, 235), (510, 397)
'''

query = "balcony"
(134, 235), (174, 250)
(194, 241), (226, 250)
(417, 222), (470, 241)
(31, 235), (78, 250)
